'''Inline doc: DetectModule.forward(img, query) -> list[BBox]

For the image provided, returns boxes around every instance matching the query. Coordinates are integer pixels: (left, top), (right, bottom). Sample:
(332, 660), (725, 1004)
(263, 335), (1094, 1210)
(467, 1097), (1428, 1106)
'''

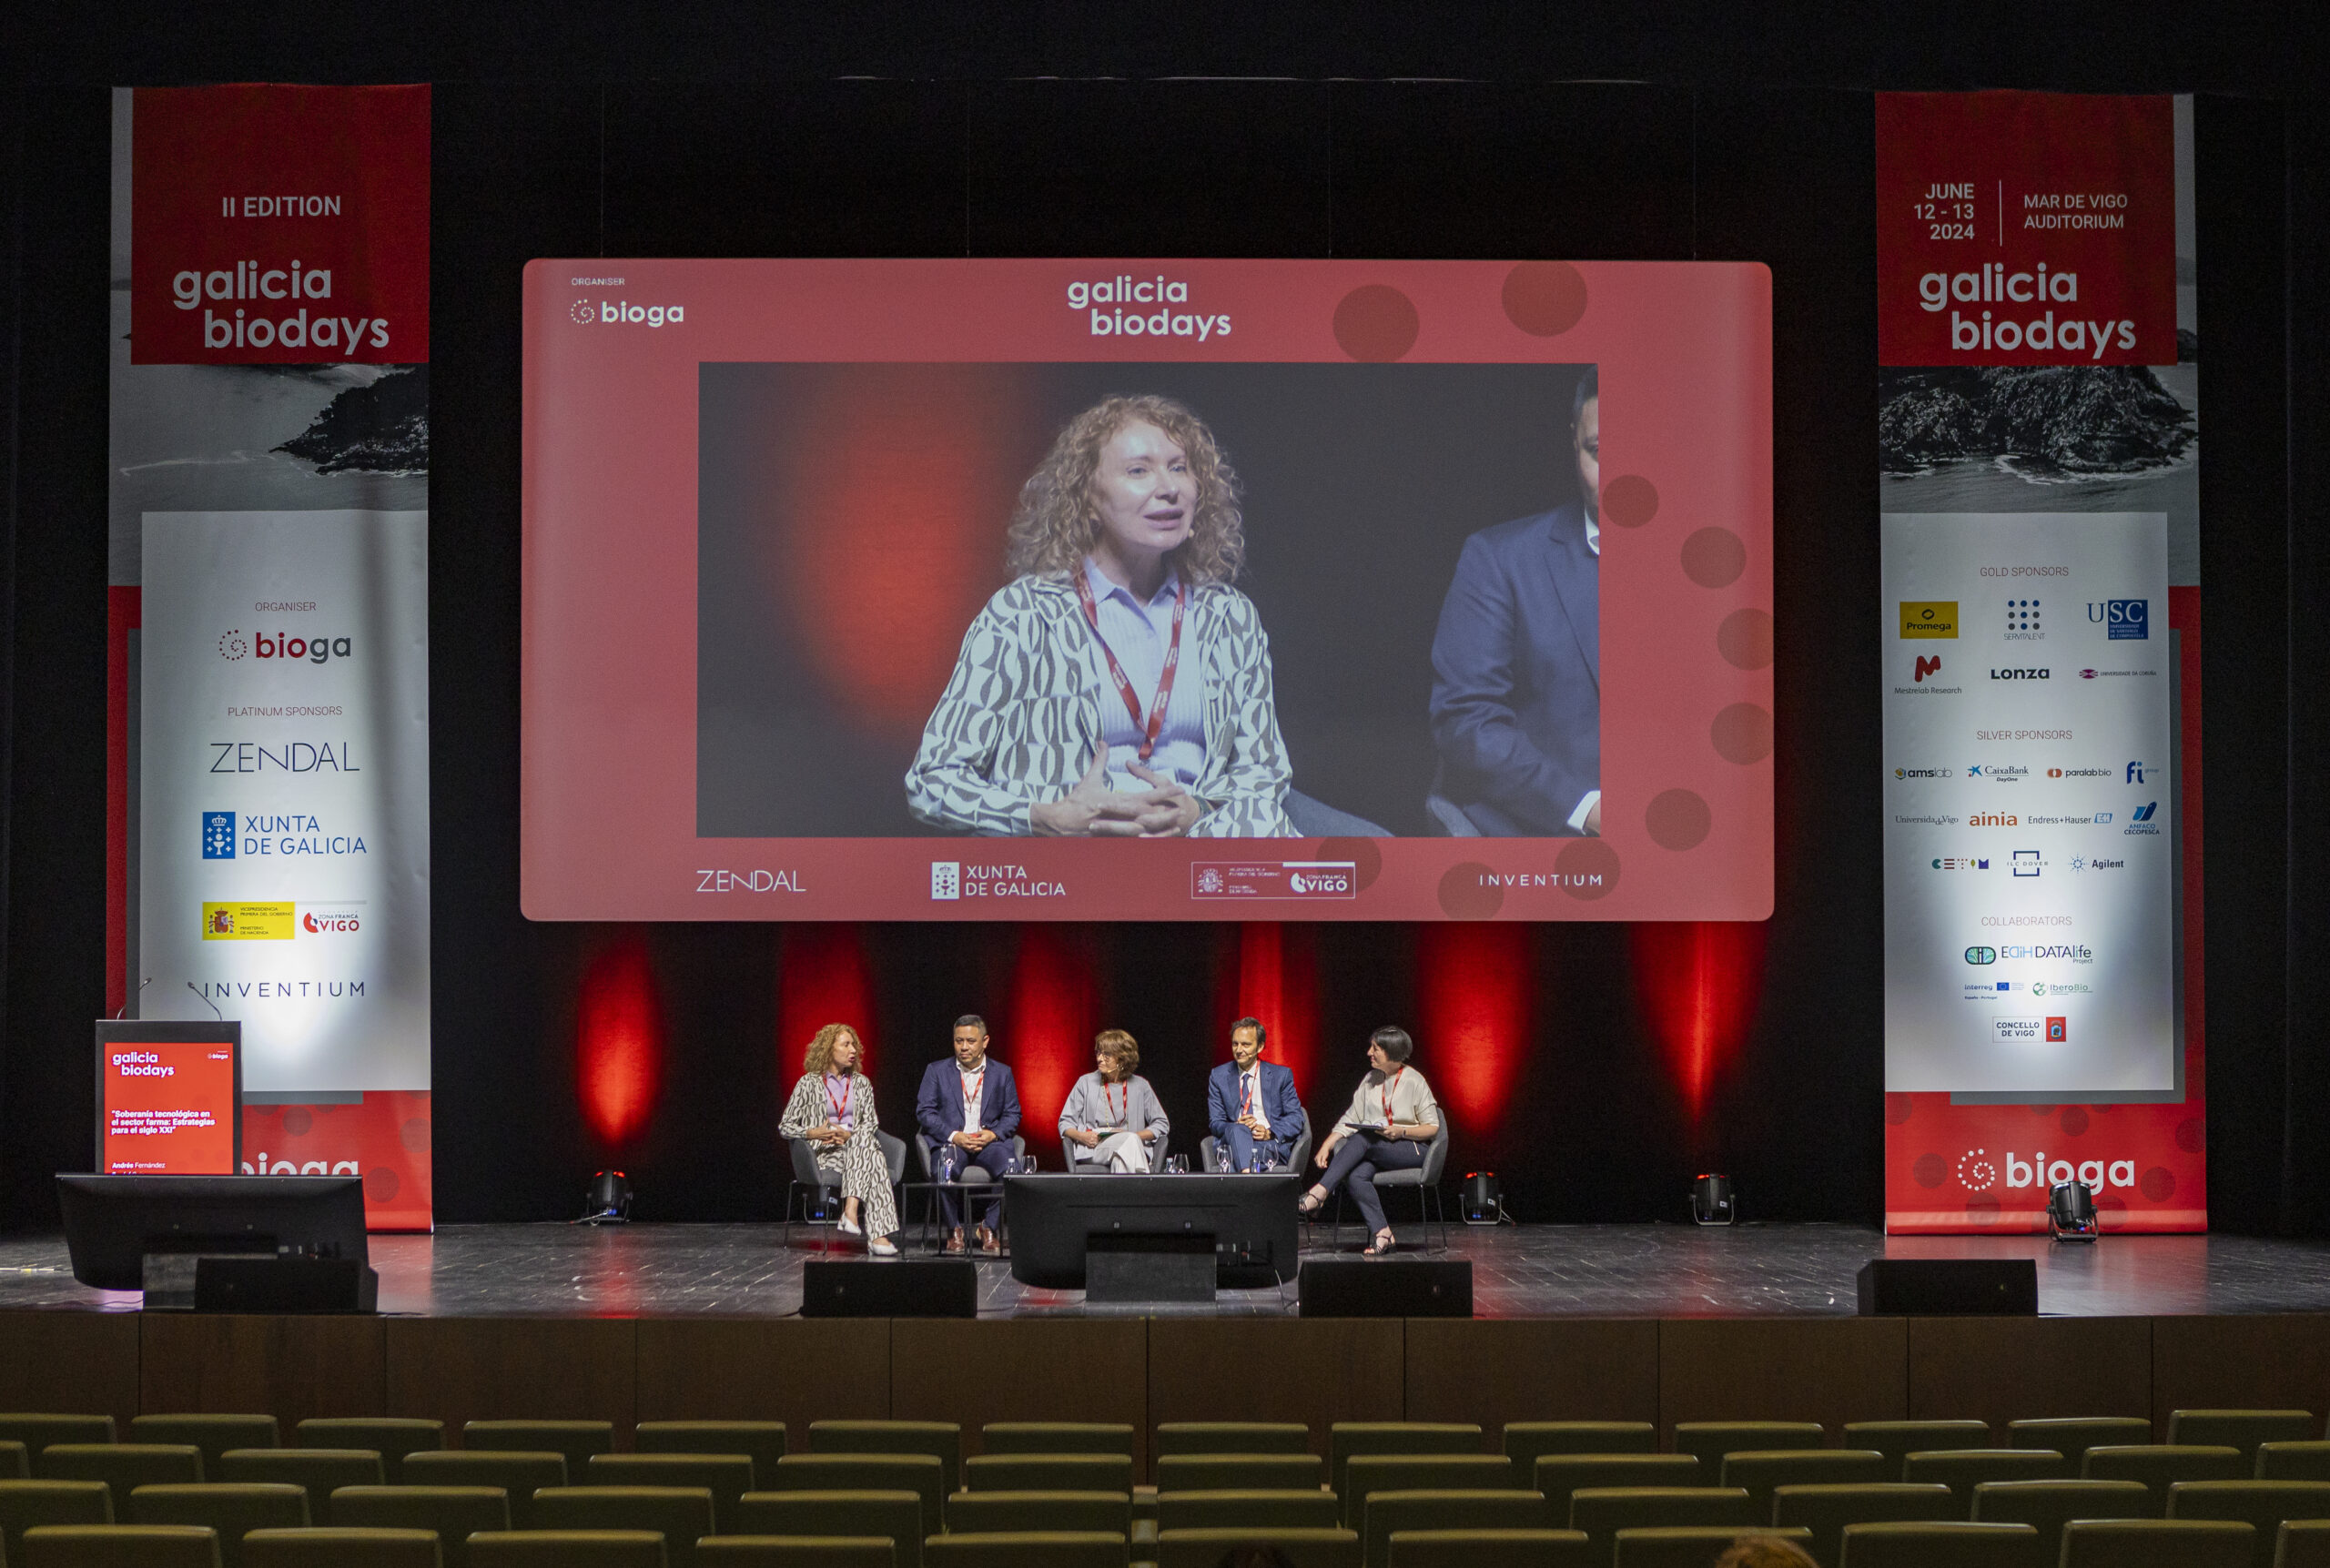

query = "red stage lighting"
(1630, 921), (1769, 1118)
(1007, 925), (1100, 1164)
(775, 924), (879, 1080)
(1415, 922), (1533, 1136)
(1212, 923), (1319, 1093)
(575, 932), (664, 1147)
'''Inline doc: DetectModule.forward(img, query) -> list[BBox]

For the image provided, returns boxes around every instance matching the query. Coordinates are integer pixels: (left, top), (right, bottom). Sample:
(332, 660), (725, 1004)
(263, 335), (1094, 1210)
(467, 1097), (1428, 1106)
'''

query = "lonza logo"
(1955, 1147), (2140, 1194)
(218, 630), (354, 664)
(1914, 654), (1942, 683)
(1900, 602), (1958, 639)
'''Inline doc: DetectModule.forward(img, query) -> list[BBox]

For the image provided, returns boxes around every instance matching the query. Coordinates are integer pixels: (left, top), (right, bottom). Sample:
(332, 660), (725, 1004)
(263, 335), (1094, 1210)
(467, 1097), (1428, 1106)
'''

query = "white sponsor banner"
(1881, 511), (2173, 1094)
(138, 511), (430, 1093)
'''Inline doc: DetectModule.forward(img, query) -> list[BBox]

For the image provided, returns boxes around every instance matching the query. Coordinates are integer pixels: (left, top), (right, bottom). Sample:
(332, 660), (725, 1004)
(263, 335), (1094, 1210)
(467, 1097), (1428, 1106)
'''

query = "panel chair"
(980, 1426), (1134, 1459)
(1846, 1422), (1994, 1481)
(920, 1533), (1128, 1568)
(2168, 1481), (2330, 1568)
(241, 1528), (441, 1568)
(2259, 1443), (2330, 1482)
(1154, 1455), (1324, 1494)
(962, 1456), (1133, 1497)
(463, 1531), (667, 1568)
(584, 1459), (755, 1533)
(1670, 1424), (1823, 1472)
(1384, 1530), (1592, 1568)
(767, 1454), (946, 1541)
(1565, 1489), (1756, 1558)
(1772, 1482), (1957, 1567)
(4, 1442), (31, 1479)
(1154, 1424), (1311, 1459)
(695, 1538), (892, 1568)
(1156, 1527), (1359, 1568)
(1720, 1449), (1887, 1517)
(1342, 1458), (1514, 1530)
(784, 1131), (909, 1251)
(1835, 1520), (2043, 1566)
(2058, 1518), (2256, 1568)
(19, 1524), (221, 1568)
(329, 1486), (512, 1568)
(1156, 1490), (1341, 1534)
(128, 1425), (279, 1474)
(728, 1490), (923, 1568)
(1200, 1109), (1313, 1179)
(36, 1448), (205, 1513)
(217, 1452), (384, 1522)
(2083, 1445), (2250, 1512)
(2277, 1519), (2330, 1567)
(532, 1487), (714, 1568)
(907, 1137), (1027, 1250)
(127, 1484), (310, 1568)
(633, 1428), (788, 1492)
(399, 1456), (568, 1531)
(1531, 1456), (1699, 1523)
(461, 1425), (613, 1475)
(297, 1424), (445, 1470)
(805, 1424), (960, 1500)
(1502, 1425), (1657, 1472)
(2007, 1417), (2151, 1469)
(1328, 1430), (1483, 1502)
(0, 1423), (117, 1462)
(1322, 1123), (1450, 1253)
(2173, 1416), (2324, 1465)
(1613, 1526), (1815, 1568)
(1969, 1479), (2151, 1563)
(1, 1481), (117, 1563)
(1359, 1488), (1550, 1568)
(946, 1491), (1131, 1537)
(1898, 1449), (2067, 1514)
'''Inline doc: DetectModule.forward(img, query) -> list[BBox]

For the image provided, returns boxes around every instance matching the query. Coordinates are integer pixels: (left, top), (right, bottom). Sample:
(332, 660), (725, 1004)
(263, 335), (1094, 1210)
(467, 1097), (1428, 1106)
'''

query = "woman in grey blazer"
(906, 393), (1298, 838)
(1059, 1028), (1170, 1172)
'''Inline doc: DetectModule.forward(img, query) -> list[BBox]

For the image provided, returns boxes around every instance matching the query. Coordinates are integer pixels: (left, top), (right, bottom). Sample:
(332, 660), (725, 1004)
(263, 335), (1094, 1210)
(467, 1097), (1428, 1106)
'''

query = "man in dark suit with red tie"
(1206, 1017), (1304, 1173)
(916, 1015), (1022, 1254)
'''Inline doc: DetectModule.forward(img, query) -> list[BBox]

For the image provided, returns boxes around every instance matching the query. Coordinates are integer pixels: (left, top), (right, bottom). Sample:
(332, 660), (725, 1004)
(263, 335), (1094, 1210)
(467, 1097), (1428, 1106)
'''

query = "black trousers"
(1319, 1130), (1426, 1233)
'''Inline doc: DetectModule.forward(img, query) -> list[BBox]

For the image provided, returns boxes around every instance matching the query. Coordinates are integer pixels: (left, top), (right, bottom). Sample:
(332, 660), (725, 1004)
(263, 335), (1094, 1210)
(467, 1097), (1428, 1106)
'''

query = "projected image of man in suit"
(1426, 366), (1602, 836)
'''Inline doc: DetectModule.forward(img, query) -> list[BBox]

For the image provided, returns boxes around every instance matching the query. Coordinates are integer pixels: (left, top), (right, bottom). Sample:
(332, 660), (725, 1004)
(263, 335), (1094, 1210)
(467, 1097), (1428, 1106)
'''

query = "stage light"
(2048, 1178), (2099, 1241)
(1691, 1173), (1736, 1226)
(1461, 1171), (1507, 1226)
(582, 1170), (633, 1224)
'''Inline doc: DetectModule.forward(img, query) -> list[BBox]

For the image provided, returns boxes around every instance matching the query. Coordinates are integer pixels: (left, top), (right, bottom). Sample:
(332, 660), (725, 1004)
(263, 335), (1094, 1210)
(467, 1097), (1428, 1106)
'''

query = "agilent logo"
(2090, 599), (2150, 639)
(1914, 655), (1942, 683)
(218, 630), (354, 665)
(1899, 602), (1957, 638)
(201, 811), (235, 860)
(931, 862), (961, 901)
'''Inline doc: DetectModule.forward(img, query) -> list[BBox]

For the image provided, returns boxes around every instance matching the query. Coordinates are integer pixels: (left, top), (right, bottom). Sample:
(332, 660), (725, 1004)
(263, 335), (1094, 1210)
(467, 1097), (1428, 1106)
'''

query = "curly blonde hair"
(1004, 395), (1245, 586)
(803, 1022), (863, 1078)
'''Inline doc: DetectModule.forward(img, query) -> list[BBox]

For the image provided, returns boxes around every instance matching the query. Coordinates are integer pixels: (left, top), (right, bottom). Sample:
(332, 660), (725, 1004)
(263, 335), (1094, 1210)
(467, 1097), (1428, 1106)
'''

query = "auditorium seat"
(1500, 1424), (1656, 1472)
(2169, 1481), (2330, 1568)
(1771, 1482), (1956, 1565)
(962, 1456), (1132, 1496)
(1565, 1489), (1755, 1556)
(1530, 1455), (1699, 1522)
(1, 1482), (117, 1563)
(695, 1537), (891, 1568)
(20, 1524), (221, 1568)
(767, 1454), (945, 1540)
(2173, 1415), (2325, 1465)
(1152, 1454), (1323, 1493)
(1359, 1488), (1549, 1568)
(805, 1424), (961, 1498)
(2006, 1416), (2152, 1467)
(461, 1425), (613, 1474)
(329, 1485), (511, 1568)
(947, 1490), (1130, 1535)
(1156, 1526), (1359, 1568)
(127, 1484), (309, 1568)
(1670, 1423), (1823, 1472)
(2058, 1518), (2255, 1568)
(532, 1487), (713, 1568)
(633, 1428), (787, 1490)
(2259, 1442), (2330, 1481)
(1153, 1424), (1311, 1459)
(464, 1530), (666, 1568)
(584, 1459), (754, 1532)
(980, 1426), (1133, 1458)
(0, 1423), (116, 1462)
(1835, 1520), (2043, 1565)
(1155, 1490), (1341, 1533)
(399, 1455), (567, 1530)
(921, 1531), (1129, 1568)
(1844, 1421), (1994, 1480)
(728, 1490), (922, 1568)
(1328, 1428), (1482, 1500)
(2083, 1444), (2250, 1512)
(129, 1422), (279, 1472)
(1898, 1448), (2066, 1512)
(296, 1424), (444, 1469)
(1612, 1525), (1816, 1567)
(36, 1447), (205, 1511)
(2276, 1519), (2330, 1566)
(4, 1442), (30, 1479)
(218, 1450), (384, 1519)
(1719, 1448), (1887, 1514)
(1341, 1458), (1514, 1529)
(240, 1527), (441, 1568)
(1968, 1478), (2150, 1561)
(1384, 1528), (1591, 1568)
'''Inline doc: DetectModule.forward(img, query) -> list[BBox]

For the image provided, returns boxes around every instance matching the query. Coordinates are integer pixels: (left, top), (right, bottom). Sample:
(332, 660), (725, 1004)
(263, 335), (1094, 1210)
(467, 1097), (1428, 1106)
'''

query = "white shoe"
(836, 1216), (863, 1237)
(867, 1236), (898, 1257)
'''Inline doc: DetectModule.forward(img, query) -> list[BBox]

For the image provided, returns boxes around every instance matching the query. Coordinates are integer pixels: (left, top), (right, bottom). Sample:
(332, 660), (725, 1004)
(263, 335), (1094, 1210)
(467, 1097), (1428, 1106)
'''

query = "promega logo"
(574, 298), (686, 327)
(218, 630), (353, 664)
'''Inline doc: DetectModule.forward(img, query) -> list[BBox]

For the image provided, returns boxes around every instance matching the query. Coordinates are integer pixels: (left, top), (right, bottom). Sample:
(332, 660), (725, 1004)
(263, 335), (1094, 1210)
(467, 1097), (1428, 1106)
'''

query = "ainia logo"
(574, 298), (685, 327)
(218, 630), (353, 664)
(1957, 1147), (2139, 1193)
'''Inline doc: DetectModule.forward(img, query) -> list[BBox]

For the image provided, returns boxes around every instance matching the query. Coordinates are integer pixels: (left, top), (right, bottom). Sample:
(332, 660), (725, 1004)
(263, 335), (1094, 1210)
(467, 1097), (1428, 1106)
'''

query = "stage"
(3, 1221), (2327, 1319)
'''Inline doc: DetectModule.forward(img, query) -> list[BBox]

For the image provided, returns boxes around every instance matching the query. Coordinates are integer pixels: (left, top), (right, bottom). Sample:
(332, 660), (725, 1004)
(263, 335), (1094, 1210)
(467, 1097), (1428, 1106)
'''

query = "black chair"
(782, 1129), (907, 1250)
(1199, 1107), (1313, 1176)
(910, 1133), (1028, 1248)
(1322, 1120), (1451, 1253)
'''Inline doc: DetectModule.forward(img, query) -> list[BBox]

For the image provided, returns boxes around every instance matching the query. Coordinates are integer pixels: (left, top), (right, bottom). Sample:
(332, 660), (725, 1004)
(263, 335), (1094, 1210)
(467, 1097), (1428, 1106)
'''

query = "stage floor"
(5, 1221), (2330, 1319)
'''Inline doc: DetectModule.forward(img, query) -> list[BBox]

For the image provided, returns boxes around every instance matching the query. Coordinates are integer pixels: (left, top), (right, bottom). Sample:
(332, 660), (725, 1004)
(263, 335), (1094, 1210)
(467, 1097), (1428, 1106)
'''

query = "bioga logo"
(575, 298), (685, 327)
(1956, 1147), (2140, 1194)
(218, 630), (353, 664)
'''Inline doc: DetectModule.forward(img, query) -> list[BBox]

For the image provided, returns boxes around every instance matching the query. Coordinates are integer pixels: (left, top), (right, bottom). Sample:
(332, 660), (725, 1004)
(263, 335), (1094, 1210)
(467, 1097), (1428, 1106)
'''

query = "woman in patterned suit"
(906, 394), (1298, 837)
(779, 1022), (899, 1255)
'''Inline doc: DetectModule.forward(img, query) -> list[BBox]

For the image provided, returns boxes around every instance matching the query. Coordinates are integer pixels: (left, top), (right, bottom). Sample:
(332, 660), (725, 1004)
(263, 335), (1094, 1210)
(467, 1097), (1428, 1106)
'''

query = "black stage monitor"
(1856, 1257), (2038, 1316)
(57, 1174), (369, 1291)
(1004, 1173), (1301, 1290)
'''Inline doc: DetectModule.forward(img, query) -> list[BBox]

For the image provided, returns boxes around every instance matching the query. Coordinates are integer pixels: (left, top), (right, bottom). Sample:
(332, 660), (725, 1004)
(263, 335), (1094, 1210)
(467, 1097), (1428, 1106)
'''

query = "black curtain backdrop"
(0, 2), (2321, 1232)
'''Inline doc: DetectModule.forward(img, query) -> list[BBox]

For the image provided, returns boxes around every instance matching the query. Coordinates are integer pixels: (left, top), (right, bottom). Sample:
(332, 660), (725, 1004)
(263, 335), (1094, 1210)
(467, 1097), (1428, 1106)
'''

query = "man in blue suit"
(915, 1014), (1022, 1253)
(1429, 366), (1602, 836)
(1206, 1017), (1304, 1173)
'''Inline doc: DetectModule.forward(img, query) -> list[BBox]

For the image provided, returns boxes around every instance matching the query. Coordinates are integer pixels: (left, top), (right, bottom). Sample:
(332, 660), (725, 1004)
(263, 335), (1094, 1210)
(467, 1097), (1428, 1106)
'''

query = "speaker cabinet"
(192, 1256), (378, 1313)
(1299, 1259), (1473, 1317)
(1856, 1258), (2037, 1316)
(802, 1259), (978, 1318)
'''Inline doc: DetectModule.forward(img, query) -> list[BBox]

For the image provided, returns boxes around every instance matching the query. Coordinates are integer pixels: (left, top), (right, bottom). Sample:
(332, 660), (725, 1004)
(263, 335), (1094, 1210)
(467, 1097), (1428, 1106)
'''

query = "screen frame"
(93, 1018), (243, 1175)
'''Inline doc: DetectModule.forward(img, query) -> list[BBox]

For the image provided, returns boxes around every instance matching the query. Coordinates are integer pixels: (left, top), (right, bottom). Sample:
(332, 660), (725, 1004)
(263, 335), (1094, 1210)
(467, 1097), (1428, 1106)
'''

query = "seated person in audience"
(1299, 1026), (1442, 1256)
(778, 1021), (899, 1255)
(915, 1014), (1023, 1253)
(1715, 1539), (1818, 1568)
(1059, 1028), (1170, 1172)
(1206, 1015), (1304, 1172)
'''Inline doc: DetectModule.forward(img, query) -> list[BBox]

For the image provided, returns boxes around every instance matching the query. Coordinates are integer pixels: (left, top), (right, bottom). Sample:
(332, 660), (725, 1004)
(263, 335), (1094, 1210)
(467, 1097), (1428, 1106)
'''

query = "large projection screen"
(522, 259), (1771, 922)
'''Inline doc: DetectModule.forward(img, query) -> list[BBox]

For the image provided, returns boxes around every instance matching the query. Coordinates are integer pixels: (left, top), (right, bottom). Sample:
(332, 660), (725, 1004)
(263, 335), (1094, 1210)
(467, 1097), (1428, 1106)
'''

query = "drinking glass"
(1166, 1154), (1189, 1174)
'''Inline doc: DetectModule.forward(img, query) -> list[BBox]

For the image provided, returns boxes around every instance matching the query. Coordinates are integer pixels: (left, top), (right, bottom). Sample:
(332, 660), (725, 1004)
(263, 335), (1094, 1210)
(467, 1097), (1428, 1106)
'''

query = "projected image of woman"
(906, 395), (1297, 836)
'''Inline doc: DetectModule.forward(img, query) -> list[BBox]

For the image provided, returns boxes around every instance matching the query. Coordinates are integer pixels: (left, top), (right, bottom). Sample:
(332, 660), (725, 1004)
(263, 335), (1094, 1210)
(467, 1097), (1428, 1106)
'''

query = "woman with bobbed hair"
(1300, 1025), (1443, 1256)
(1059, 1028), (1171, 1172)
(906, 393), (1298, 837)
(778, 1022), (899, 1255)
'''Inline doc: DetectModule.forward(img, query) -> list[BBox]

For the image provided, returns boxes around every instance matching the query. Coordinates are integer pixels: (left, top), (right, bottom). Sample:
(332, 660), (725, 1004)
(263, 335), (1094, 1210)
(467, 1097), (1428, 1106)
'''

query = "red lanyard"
(1105, 1078), (1128, 1126)
(961, 1068), (985, 1108)
(1241, 1072), (1261, 1118)
(1073, 567), (1185, 763)
(1380, 1067), (1406, 1126)
(824, 1075), (851, 1121)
